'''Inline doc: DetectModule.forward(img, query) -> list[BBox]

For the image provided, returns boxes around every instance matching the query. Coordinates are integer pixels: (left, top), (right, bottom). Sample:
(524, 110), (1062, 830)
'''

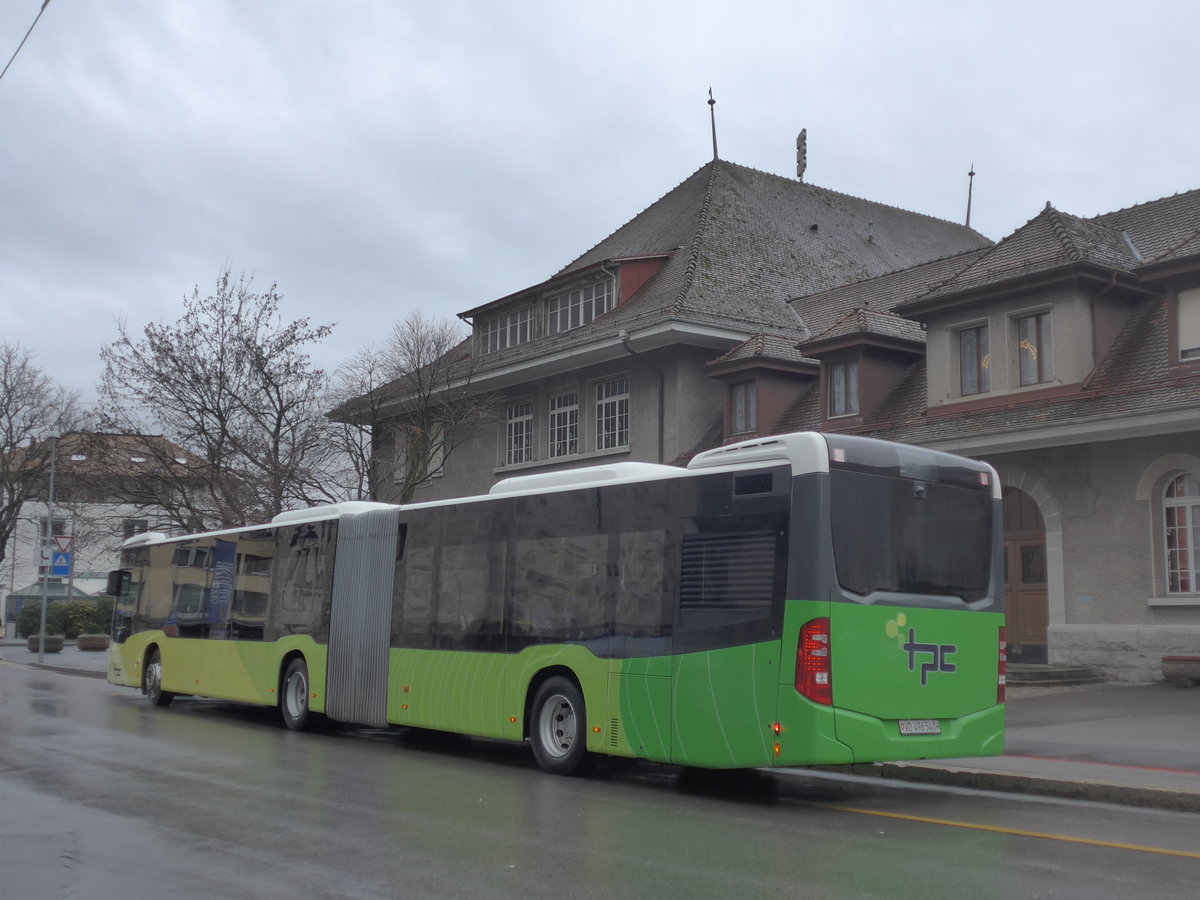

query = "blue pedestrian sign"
(50, 551), (71, 577)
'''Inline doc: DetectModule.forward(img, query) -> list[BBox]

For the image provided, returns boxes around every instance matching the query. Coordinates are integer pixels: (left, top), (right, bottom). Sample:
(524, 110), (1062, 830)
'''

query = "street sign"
(50, 551), (71, 577)
(53, 535), (75, 553)
(34, 547), (53, 566)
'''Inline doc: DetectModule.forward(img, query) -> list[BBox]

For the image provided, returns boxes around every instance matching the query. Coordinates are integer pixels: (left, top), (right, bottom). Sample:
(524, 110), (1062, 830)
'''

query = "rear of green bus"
(772, 433), (1004, 765)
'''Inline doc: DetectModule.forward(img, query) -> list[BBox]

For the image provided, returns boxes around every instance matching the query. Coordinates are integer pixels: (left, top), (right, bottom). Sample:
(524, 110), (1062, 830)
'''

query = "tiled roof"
(460, 159), (992, 372)
(791, 249), (986, 337)
(1092, 187), (1200, 264)
(559, 160), (991, 333)
(22, 432), (201, 478)
(773, 379), (823, 433)
(804, 307), (925, 348)
(913, 206), (1141, 303)
(708, 332), (816, 368)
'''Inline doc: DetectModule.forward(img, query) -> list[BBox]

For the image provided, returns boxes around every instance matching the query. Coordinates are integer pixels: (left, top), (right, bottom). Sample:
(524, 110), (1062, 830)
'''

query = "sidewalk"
(836, 682), (1200, 813)
(4, 640), (1199, 812)
(0, 639), (110, 679)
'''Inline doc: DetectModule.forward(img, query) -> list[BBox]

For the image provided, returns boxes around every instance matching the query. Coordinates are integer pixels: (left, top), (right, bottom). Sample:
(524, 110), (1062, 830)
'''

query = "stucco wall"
(396, 345), (726, 504)
(991, 432), (1200, 681)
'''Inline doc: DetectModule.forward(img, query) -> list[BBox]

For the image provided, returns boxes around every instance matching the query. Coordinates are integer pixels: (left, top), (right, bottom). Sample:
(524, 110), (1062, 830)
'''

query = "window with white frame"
(505, 402), (534, 465)
(548, 279), (615, 334)
(1164, 474), (1200, 593)
(1017, 312), (1054, 386)
(958, 323), (991, 395)
(481, 306), (531, 354)
(731, 382), (756, 434)
(595, 377), (629, 450)
(827, 361), (859, 417)
(548, 392), (578, 458)
(1178, 288), (1200, 360)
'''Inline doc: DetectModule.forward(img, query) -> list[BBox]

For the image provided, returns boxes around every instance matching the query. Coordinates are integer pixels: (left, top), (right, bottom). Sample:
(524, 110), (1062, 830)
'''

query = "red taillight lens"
(796, 617), (832, 705)
(997, 626), (1007, 704)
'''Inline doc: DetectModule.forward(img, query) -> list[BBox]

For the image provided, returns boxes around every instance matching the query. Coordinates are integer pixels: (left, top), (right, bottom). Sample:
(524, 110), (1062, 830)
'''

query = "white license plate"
(898, 719), (941, 736)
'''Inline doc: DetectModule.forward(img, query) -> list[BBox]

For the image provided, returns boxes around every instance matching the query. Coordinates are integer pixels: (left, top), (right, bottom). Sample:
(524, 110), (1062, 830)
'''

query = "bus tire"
(144, 649), (174, 707)
(280, 657), (315, 731)
(529, 676), (589, 775)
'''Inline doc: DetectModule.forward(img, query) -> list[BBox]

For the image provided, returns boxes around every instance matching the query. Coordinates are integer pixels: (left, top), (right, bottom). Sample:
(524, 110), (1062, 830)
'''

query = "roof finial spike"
(965, 163), (975, 228)
(708, 87), (718, 161)
(796, 129), (807, 181)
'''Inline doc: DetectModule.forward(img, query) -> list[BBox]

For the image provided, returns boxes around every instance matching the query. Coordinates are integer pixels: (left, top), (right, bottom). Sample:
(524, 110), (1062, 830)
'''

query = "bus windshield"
(825, 435), (996, 605)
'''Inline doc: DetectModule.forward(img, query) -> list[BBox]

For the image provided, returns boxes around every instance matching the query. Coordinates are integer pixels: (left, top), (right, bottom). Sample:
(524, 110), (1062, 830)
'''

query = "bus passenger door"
(326, 508), (399, 727)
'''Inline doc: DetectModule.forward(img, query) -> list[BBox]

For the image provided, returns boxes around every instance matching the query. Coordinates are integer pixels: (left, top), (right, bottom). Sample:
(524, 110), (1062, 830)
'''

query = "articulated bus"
(107, 432), (1005, 775)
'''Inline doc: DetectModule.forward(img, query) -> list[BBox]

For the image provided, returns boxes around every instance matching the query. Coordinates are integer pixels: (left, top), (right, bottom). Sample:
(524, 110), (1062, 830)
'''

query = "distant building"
(2, 433), (203, 629)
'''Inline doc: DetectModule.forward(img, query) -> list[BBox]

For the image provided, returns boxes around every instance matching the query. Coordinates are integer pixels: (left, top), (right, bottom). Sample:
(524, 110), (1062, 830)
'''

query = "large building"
(339, 150), (1200, 681)
(342, 156), (989, 501)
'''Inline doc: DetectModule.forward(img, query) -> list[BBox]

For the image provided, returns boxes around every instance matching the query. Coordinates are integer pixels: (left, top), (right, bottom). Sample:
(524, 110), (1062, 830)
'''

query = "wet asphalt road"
(2, 662), (1198, 899)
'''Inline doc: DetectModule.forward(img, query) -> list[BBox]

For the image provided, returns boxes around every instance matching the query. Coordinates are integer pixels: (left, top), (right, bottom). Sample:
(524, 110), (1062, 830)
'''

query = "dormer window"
(731, 382), (757, 434)
(1178, 288), (1200, 360)
(548, 279), (614, 334)
(1017, 312), (1054, 386)
(828, 361), (859, 417)
(481, 306), (531, 354)
(958, 323), (991, 395)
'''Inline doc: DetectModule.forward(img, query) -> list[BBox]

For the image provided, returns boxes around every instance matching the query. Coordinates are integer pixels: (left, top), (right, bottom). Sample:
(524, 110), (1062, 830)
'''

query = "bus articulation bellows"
(106, 432), (1005, 775)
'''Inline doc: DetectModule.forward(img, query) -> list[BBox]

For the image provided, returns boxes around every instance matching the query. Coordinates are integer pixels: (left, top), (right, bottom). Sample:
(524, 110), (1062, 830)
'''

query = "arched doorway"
(1003, 486), (1048, 663)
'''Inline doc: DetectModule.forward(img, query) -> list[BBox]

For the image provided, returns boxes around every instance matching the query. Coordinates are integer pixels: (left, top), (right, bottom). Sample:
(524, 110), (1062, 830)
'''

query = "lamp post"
(37, 436), (58, 663)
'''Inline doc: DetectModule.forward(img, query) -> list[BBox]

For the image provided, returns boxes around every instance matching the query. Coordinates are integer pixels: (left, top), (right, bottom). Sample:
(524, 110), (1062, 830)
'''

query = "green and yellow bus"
(107, 431), (1005, 775)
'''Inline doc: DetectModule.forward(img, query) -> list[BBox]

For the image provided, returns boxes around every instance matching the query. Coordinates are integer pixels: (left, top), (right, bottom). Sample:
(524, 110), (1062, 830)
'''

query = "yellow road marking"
(811, 803), (1200, 860)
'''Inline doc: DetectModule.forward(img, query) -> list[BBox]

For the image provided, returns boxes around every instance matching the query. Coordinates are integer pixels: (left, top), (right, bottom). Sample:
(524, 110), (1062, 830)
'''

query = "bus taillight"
(795, 617), (832, 705)
(997, 626), (1007, 704)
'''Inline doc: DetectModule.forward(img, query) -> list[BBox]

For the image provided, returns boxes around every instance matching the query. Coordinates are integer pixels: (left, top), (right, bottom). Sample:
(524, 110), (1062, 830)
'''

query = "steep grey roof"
(557, 159), (991, 335)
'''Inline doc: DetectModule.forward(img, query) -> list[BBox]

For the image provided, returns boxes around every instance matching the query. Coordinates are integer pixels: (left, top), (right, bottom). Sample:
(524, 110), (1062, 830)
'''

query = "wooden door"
(1004, 538), (1048, 662)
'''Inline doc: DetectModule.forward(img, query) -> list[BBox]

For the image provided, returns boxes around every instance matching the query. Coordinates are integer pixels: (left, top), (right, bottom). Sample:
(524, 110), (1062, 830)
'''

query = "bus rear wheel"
(280, 658), (316, 731)
(144, 649), (174, 707)
(530, 676), (589, 775)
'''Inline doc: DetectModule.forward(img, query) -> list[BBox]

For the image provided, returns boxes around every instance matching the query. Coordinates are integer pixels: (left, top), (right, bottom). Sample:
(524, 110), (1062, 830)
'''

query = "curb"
(26, 662), (108, 680)
(841, 761), (1200, 814)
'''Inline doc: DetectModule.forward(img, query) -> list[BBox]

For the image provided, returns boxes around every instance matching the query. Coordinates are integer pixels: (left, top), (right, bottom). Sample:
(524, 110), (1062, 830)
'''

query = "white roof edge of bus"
(488, 461), (686, 496)
(687, 431), (830, 473)
(120, 531), (170, 549)
(270, 501), (398, 525)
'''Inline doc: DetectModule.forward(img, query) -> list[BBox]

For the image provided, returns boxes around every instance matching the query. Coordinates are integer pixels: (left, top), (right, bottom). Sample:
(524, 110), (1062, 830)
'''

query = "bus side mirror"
(106, 569), (131, 597)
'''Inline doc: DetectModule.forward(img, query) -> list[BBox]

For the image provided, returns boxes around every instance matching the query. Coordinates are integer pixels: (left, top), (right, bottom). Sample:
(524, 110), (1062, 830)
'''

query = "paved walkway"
(4, 641), (1199, 811)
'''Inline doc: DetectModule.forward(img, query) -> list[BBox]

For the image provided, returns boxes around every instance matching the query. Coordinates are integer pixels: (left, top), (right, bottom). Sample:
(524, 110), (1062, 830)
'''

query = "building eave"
(916, 406), (1200, 456)
(896, 262), (1151, 320)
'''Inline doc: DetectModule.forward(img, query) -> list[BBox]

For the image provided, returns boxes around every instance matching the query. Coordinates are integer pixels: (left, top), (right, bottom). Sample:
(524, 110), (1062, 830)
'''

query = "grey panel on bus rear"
(326, 507), (398, 727)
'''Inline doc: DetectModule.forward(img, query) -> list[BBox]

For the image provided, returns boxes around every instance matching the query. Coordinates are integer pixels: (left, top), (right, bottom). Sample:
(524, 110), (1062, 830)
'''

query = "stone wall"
(1049, 624), (1200, 682)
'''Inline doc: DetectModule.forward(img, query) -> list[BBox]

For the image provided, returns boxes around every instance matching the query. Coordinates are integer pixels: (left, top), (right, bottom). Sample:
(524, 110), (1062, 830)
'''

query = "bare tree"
(0, 341), (82, 569)
(98, 268), (336, 529)
(331, 311), (492, 503)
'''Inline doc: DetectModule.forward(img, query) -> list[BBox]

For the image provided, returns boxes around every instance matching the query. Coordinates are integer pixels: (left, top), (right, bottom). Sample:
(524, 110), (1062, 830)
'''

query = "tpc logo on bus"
(886, 614), (957, 686)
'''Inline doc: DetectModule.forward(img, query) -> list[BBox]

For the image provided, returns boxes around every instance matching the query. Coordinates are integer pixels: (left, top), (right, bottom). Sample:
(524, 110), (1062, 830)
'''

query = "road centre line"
(809, 802), (1200, 860)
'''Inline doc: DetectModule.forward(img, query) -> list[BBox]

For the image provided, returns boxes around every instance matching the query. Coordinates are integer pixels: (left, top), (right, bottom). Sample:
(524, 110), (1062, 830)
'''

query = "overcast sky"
(2, 0), (1197, 401)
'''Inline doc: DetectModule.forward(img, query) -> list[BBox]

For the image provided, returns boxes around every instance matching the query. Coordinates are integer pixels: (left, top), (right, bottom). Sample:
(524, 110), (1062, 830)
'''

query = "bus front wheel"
(530, 676), (589, 775)
(144, 649), (174, 707)
(280, 658), (315, 731)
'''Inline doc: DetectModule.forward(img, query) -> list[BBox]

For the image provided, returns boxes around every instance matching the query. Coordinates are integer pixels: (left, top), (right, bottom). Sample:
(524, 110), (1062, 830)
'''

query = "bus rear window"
(831, 470), (993, 603)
